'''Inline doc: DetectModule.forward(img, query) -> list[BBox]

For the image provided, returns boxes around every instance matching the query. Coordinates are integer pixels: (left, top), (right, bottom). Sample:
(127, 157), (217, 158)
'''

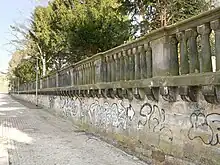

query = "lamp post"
(35, 57), (38, 106)
(17, 77), (19, 94)
(23, 56), (39, 107)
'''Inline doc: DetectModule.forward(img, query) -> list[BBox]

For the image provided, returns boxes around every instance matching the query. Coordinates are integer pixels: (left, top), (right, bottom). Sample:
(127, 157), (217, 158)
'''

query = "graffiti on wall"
(89, 100), (135, 129)
(137, 103), (173, 141)
(58, 96), (81, 117)
(50, 95), (173, 141)
(49, 95), (56, 108)
(188, 110), (220, 146)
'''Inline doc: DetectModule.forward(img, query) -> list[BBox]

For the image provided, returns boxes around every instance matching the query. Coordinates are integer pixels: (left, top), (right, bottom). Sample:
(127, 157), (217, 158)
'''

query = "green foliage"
(8, 0), (211, 83)
(13, 59), (36, 83)
(66, 0), (131, 60)
(119, 0), (210, 35)
(29, 0), (131, 69)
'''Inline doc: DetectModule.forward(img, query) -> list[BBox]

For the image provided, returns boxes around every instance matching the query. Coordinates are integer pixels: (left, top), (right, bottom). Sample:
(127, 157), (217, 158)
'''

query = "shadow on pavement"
(10, 95), (42, 110)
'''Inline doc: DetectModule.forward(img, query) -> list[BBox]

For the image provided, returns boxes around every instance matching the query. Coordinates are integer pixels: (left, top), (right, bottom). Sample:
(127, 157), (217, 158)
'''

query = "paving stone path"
(0, 94), (148, 165)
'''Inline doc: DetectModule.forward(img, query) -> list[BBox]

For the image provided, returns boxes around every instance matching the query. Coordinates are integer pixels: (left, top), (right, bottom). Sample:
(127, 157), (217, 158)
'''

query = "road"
(0, 94), (148, 165)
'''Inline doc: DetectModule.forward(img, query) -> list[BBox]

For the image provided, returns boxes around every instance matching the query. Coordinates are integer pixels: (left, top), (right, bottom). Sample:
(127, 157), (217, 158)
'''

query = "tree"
(119, 0), (210, 36)
(46, 0), (131, 64)
(8, 49), (36, 84)
(13, 59), (36, 83)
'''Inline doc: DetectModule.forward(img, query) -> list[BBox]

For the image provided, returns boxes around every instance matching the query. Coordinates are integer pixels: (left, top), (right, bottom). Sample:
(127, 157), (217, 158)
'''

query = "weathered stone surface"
(12, 90), (220, 165)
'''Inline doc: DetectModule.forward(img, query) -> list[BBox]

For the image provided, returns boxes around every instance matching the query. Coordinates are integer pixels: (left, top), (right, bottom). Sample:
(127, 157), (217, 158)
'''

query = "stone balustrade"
(11, 7), (220, 165)
(12, 7), (220, 104)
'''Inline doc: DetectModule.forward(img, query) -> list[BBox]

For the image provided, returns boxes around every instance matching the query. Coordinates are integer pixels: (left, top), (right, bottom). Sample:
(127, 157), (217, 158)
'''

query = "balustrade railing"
(48, 73), (56, 88)
(13, 7), (220, 103)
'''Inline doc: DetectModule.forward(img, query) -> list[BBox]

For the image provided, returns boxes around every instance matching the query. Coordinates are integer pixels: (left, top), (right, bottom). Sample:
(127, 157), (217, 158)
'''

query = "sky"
(0, 0), (48, 72)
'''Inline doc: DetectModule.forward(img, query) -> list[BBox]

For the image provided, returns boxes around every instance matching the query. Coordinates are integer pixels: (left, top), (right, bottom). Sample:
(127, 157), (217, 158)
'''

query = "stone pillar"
(151, 35), (178, 76)
(197, 23), (212, 73)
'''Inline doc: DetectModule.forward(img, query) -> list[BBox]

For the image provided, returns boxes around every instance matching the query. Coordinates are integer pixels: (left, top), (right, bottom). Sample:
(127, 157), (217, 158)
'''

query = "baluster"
(88, 63), (91, 84)
(81, 65), (84, 85)
(111, 54), (116, 82)
(67, 71), (70, 86)
(64, 71), (67, 86)
(132, 47), (136, 79)
(107, 56), (111, 82)
(87, 63), (90, 84)
(91, 62), (95, 84)
(76, 67), (79, 85)
(54, 75), (56, 87)
(56, 72), (59, 87)
(73, 68), (76, 86)
(115, 53), (120, 81)
(135, 46), (141, 79)
(90, 62), (93, 84)
(70, 68), (74, 86)
(123, 50), (128, 80)
(85, 64), (88, 84)
(102, 57), (107, 82)
(46, 77), (48, 88)
(169, 35), (179, 75)
(82, 65), (85, 85)
(177, 31), (189, 74)
(139, 45), (147, 79)
(129, 48), (135, 80)
(211, 19), (220, 71)
(127, 49), (132, 80)
(83, 65), (85, 85)
(49, 77), (51, 87)
(119, 51), (124, 81)
(60, 73), (62, 87)
(145, 43), (152, 78)
(197, 23), (212, 72)
(59, 73), (62, 87)
(185, 28), (199, 73)
(78, 67), (81, 85)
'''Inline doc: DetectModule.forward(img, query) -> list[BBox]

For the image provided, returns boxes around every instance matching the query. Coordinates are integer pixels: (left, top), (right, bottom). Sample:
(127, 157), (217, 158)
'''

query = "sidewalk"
(0, 94), (148, 165)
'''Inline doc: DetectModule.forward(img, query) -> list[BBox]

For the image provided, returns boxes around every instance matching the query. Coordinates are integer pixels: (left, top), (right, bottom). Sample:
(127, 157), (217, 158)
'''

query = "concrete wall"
(13, 93), (220, 165)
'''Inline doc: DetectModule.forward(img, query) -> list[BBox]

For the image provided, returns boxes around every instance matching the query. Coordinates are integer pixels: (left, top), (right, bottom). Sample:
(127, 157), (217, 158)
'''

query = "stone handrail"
(13, 7), (220, 103)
